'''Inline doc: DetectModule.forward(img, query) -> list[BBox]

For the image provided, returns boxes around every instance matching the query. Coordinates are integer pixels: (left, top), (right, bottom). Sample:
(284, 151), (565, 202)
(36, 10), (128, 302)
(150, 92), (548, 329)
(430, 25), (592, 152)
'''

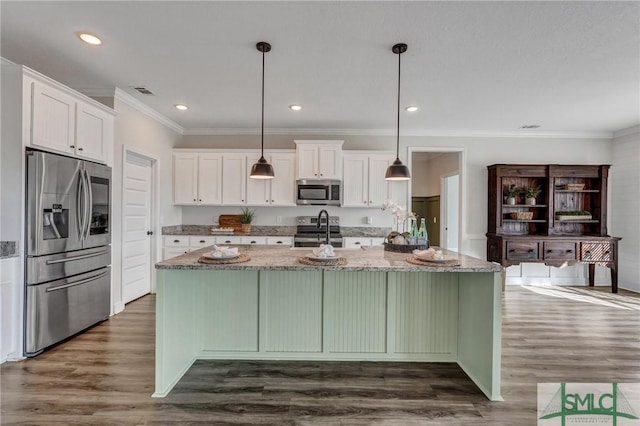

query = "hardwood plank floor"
(2, 286), (639, 425)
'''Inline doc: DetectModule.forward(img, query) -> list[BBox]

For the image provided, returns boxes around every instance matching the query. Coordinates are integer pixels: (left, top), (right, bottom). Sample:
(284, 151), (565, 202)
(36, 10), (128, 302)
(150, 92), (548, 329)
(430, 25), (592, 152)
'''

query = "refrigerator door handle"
(76, 168), (85, 240)
(45, 249), (110, 265)
(45, 270), (109, 293)
(84, 170), (93, 243)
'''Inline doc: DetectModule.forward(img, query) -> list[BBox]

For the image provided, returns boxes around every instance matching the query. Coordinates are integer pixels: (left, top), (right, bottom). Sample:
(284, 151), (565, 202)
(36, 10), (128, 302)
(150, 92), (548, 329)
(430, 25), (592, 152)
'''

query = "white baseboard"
(113, 300), (125, 315)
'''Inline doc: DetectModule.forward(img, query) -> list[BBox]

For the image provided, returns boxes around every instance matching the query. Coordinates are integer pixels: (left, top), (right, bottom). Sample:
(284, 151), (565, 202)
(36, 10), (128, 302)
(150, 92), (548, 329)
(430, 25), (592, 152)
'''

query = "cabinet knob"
(242, 199), (244, 202)
(70, 145), (75, 149)
(320, 173), (323, 176)
(193, 199), (196, 202)
(78, 147), (83, 151)
(266, 200), (269, 203)
(364, 201), (367, 204)
(271, 200), (274, 203)
(199, 199), (202, 202)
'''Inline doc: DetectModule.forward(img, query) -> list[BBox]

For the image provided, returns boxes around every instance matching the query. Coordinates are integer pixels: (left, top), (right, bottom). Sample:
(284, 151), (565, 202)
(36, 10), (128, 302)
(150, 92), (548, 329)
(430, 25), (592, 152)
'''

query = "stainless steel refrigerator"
(25, 149), (111, 356)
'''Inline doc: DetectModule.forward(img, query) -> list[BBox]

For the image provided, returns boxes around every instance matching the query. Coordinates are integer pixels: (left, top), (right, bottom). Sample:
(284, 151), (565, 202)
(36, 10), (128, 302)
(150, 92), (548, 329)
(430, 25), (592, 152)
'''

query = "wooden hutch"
(486, 164), (621, 292)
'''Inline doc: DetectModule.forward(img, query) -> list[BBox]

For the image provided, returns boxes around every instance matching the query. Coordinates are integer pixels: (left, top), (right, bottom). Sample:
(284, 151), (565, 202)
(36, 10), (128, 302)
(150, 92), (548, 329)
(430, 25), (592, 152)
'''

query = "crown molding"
(183, 126), (613, 139)
(114, 88), (184, 135)
(613, 125), (640, 138)
(77, 88), (116, 98)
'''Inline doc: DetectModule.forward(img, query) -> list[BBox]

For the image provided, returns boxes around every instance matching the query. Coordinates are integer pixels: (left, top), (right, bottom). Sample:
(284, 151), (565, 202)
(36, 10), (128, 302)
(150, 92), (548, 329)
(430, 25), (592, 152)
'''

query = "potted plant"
(524, 185), (542, 205)
(503, 184), (520, 205)
(239, 207), (255, 233)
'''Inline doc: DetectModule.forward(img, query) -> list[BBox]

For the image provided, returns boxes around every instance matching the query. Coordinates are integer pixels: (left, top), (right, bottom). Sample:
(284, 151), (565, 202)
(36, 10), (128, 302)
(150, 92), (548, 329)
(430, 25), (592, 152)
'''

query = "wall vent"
(133, 86), (154, 95)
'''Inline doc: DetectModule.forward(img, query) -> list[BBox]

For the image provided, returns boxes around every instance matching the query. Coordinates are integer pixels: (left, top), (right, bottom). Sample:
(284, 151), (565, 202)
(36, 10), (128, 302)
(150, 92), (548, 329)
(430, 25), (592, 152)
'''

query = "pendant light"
(385, 43), (411, 181)
(250, 41), (275, 179)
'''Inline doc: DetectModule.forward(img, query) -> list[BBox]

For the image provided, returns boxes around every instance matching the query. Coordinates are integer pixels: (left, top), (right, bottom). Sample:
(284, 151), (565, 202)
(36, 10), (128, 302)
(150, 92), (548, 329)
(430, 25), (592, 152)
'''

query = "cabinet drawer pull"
(276, 241), (283, 244)
(173, 239), (180, 243)
(200, 240), (206, 243)
(355, 242), (361, 245)
(225, 240), (231, 244)
(566, 250), (573, 253)
(250, 240), (257, 244)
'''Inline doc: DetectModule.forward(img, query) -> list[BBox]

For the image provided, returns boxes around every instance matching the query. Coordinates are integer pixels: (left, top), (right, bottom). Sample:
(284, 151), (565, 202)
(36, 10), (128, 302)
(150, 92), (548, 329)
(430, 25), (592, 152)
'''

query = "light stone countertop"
(156, 245), (502, 273)
(161, 225), (392, 238)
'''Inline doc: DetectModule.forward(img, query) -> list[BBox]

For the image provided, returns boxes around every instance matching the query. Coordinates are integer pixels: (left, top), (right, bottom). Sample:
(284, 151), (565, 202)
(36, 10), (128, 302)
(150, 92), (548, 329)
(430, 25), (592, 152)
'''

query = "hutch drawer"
(581, 242), (614, 263)
(506, 241), (539, 261)
(543, 242), (577, 260)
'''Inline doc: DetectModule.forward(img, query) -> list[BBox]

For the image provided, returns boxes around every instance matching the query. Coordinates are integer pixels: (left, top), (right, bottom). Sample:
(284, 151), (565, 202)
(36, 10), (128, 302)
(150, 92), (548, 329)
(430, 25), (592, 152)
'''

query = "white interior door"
(122, 152), (153, 303)
(442, 173), (459, 251)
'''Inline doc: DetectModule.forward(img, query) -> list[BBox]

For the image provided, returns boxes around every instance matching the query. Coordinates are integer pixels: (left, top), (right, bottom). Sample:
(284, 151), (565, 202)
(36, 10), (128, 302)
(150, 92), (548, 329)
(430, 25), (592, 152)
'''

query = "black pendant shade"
(385, 43), (411, 181)
(250, 155), (274, 179)
(250, 41), (275, 179)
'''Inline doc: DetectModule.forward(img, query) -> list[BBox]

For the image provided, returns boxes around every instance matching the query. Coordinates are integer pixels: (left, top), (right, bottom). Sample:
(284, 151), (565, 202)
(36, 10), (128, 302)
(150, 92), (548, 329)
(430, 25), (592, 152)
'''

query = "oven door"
(25, 266), (111, 356)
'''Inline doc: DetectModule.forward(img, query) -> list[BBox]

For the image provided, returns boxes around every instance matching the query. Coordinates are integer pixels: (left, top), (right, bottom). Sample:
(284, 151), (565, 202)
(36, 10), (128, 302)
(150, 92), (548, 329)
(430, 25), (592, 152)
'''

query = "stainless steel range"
(293, 215), (343, 248)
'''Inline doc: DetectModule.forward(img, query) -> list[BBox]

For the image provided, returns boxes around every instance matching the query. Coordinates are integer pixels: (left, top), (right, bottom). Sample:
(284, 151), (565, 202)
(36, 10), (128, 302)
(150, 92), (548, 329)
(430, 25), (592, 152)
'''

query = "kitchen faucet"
(317, 209), (331, 246)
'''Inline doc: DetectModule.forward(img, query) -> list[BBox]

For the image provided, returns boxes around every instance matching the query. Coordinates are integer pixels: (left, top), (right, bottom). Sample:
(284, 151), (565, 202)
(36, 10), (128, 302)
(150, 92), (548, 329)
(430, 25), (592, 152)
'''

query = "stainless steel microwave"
(296, 179), (341, 205)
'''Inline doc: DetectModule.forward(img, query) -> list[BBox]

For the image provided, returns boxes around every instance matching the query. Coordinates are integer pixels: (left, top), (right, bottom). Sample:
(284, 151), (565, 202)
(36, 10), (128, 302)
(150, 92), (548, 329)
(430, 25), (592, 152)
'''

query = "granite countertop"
(0, 241), (19, 259)
(156, 245), (501, 273)
(161, 225), (391, 238)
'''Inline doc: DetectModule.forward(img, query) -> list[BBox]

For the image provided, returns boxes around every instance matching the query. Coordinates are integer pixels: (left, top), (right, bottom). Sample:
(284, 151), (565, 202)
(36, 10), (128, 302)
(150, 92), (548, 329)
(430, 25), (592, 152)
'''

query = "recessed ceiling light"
(520, 124), (541, 129)
(175, 104), (188, 111)
(77, 32), (102, 46)
(405, 106), (418, 112)
(289, 105), (302, 111)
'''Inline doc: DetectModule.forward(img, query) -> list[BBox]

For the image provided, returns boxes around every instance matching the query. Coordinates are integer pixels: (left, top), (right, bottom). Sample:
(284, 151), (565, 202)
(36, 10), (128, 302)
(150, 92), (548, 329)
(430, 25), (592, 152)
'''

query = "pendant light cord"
(261, 47), (265, 157)
(396, 47), (401, 160)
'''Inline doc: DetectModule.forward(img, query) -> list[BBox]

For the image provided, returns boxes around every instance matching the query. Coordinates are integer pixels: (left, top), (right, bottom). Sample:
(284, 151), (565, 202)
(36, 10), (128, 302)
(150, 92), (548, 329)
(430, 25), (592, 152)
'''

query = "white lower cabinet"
(344, 237), (386, 248)
(162, 234), (292, 259)
(1, 257), (19, 363)
(266, 236), (293, 246)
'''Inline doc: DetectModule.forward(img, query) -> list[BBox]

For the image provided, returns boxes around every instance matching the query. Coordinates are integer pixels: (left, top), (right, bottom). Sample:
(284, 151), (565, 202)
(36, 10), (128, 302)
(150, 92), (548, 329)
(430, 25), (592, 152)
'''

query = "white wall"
(111, 96), (182, 313)
(411, 152), (459, 197)
(611, 126), (640, 292)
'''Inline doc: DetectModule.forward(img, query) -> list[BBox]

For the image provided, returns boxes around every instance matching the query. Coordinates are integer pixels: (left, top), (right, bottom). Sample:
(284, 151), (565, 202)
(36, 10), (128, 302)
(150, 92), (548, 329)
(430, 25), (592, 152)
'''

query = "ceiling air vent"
(133, 86), (154, 95)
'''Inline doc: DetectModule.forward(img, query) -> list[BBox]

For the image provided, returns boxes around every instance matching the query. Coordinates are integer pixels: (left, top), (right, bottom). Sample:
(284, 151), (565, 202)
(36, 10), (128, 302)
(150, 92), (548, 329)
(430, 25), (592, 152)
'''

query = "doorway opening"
(408, 148), (463, 251)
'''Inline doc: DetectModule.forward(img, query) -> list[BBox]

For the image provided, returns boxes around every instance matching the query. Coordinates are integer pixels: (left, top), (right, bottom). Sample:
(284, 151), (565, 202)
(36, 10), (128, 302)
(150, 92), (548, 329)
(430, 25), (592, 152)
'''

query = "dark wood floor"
(2, 286), (639, 425)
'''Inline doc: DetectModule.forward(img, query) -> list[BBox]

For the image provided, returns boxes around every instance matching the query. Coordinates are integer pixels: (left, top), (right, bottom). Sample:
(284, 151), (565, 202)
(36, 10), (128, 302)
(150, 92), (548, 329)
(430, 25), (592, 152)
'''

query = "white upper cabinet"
(198, 154), (223, 204)
(343, 152), (401, 208)
(31, 81), (76, 156)
(173, 153), (222, 205)
(245, 152), (296, 206)
(295, 140), (343, 179)
(222, 153), (248, 205)
(269, 153), (296, 206)
(29, 75), (114, 164)
(76, 102), (114, 163)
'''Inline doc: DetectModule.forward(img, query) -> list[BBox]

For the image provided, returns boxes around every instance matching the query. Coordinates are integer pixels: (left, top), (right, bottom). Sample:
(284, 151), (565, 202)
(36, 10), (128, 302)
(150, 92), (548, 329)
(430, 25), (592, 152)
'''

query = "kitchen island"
(154, 246), (503, 401)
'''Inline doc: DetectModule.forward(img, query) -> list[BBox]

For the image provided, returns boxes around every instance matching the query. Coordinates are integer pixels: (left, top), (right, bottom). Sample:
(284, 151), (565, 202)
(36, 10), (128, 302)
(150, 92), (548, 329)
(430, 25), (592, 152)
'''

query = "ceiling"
(2, 1), (638, 137)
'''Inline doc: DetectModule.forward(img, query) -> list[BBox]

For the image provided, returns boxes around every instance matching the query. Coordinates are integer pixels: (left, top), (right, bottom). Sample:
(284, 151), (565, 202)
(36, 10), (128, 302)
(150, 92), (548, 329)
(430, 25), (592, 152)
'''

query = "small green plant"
(503, 184), (520, 198)
(239, 207), (255, 224)
(524, 185), (542, 199)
